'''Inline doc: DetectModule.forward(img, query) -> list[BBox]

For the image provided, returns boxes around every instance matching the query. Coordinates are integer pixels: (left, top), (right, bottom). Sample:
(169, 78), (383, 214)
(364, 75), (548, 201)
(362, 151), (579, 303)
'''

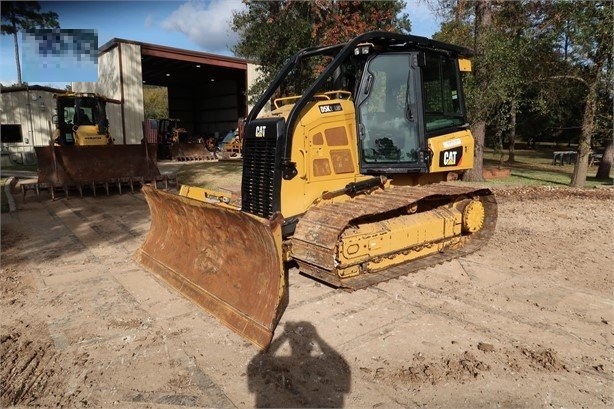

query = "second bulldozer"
(35, 92), (162, 197)
(135, 31), (497, 349)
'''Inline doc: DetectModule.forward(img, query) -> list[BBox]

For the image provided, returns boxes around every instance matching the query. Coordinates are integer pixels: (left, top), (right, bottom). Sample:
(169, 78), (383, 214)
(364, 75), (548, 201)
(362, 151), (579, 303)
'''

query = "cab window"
(358, 53), (420, 164)
(423, 54), (464, 132)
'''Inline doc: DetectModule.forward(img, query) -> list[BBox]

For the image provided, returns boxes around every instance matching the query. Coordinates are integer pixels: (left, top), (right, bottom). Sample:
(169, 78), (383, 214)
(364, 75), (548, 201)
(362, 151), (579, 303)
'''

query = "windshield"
(423, 53), (464, 132)
(358, 53), (420, 164)
(57, 97), (103, 126)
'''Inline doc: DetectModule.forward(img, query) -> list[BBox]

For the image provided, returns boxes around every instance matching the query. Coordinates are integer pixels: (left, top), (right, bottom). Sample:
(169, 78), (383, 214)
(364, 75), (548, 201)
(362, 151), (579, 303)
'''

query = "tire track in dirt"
(410, 279), (605, 347)
(45, 198), (137, 260)
(0, 320), (92, 407)
(354, 281), (611, 382)
(0, 326), (58, 406)
(35, 195), (238, 407)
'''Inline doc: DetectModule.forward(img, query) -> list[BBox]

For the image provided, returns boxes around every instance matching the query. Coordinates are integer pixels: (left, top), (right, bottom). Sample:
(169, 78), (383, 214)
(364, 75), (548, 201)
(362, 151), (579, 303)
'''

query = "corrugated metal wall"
(73, 43), (144, 144)
(0, 89), (57, 164)
(120, 43), (144, 144)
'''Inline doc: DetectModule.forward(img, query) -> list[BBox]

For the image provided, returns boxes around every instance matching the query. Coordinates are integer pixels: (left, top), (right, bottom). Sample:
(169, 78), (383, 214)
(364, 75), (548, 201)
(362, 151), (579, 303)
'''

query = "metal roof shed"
(73, 38), (259, 144)
(0, 84), (66, 164)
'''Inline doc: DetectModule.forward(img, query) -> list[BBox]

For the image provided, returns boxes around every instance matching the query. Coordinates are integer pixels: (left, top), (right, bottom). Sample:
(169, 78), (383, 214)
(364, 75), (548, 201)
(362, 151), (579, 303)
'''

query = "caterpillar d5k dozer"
(35, 92), (163, 197)
(135, 31), (497, 349)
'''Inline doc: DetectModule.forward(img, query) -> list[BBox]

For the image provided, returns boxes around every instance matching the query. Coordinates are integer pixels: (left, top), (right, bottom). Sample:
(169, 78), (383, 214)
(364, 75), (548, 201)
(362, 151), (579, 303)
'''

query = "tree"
(1, 1), (59, 84)
(432, 0), (613, 185)
(231, 1), (313, 101)
(310, 0), (410, 46)
(548, 1), (614, 187)
(594, 82), (613, 180)
(433, 1), (554, 173)
(433, 0), (494, 181)
(143, 85), (169, 119)
(231, 0), (410, 101)
(595, 138), (613, 181)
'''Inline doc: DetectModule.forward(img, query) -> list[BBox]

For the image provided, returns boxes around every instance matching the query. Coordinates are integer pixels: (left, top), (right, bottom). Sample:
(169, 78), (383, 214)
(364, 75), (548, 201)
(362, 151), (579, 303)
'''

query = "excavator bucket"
(134, 186), (288, 350)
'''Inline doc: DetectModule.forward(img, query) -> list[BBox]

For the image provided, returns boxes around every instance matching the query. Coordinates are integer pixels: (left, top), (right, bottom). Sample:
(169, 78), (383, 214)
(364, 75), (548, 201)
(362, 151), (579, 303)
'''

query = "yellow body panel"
(74, 125), (112, 145)
(427, 130), (475, 173)
(279, 97), (372, 218)
(179, 185), (236, 208)
(269, 95), (476, 218)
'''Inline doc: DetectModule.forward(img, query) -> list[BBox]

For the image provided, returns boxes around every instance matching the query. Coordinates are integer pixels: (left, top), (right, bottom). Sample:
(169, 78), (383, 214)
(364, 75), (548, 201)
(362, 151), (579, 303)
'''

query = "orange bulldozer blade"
(134, 186), (288, 349)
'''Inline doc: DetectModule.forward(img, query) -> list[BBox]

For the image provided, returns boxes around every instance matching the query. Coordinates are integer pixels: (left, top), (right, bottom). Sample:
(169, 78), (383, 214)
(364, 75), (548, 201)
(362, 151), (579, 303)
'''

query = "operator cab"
(54, 93), (110, 145)
(355, 49), (467, 174)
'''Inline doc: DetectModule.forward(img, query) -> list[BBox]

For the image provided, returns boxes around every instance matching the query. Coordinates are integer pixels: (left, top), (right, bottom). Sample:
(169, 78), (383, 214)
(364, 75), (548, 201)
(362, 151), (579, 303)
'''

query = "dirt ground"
(1, 183), (613, 408)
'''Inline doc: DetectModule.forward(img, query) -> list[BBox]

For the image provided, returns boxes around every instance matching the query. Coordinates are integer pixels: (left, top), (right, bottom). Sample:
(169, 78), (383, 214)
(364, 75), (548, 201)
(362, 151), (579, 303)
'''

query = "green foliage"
(231, 1), (313, 101)
(1, 1), (59, 84)
(0, 1), (59, 33)
(435, 2), (544, 134)
(431, 0), (613, 186)
(143, 85), (169, 119)
(231, 0), (410, 102)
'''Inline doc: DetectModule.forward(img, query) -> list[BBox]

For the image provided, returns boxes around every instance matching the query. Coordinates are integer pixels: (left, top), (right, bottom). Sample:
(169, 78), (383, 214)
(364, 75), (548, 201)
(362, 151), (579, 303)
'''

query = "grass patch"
(483, 148), (612, 188)
(176, 161), (243, 193)
(168, 148), (611, 193)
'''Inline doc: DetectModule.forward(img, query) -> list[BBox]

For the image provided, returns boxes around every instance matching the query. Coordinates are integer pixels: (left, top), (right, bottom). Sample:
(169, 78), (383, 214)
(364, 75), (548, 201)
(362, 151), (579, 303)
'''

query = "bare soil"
(1, 184), (613, 408)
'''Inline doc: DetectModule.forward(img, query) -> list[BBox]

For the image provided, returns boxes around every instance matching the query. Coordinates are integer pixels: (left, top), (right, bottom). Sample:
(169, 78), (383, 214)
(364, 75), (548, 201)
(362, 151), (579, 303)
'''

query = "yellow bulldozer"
(135, 32), (497, 349)
(52, 92), (113, 146)
(35, 92), (162, 197)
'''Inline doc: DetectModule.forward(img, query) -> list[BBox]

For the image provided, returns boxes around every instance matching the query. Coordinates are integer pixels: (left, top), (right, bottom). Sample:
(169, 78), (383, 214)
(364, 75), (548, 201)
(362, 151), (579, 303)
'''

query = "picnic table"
(552, 151), (603, 166)
(552, 151), (577, 165)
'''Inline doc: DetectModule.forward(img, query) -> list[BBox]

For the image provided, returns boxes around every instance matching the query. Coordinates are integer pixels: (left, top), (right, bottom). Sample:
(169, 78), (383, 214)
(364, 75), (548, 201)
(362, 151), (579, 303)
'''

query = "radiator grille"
(241, 119), (283, 219)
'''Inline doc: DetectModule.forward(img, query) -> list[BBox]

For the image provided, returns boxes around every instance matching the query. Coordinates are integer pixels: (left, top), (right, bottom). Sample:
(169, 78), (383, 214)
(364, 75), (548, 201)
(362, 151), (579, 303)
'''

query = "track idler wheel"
(461, 199), (485, 233)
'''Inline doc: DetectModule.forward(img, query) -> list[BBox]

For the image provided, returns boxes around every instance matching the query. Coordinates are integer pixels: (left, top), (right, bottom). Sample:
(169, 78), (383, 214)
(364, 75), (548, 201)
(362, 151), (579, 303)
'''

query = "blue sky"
(0, 0), (441, 86)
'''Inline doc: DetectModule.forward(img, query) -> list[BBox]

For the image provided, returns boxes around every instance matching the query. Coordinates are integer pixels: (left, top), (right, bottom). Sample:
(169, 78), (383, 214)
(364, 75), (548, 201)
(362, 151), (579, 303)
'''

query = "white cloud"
(144, 14), (154, 29)
(160, 0), (439, 54)
(161, 0), (245, 54)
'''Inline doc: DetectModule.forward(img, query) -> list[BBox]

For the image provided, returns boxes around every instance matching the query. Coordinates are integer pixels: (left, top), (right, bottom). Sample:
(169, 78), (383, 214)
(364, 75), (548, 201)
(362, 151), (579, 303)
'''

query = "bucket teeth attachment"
(35, 145), (161, 195)
(134, 186), (287, 349)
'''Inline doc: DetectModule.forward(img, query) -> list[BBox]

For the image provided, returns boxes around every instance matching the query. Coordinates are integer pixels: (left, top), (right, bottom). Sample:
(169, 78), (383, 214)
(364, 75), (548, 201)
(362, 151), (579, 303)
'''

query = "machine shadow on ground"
(247, 321), (351, 408)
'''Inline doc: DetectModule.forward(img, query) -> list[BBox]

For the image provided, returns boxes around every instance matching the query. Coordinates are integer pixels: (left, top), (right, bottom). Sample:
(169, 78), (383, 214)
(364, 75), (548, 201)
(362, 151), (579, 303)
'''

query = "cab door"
(355, 52), (426, 173)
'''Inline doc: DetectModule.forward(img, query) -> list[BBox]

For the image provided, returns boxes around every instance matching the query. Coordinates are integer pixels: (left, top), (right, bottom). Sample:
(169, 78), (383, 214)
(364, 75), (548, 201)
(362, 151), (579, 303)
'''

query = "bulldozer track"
(291, 184), (497, 290)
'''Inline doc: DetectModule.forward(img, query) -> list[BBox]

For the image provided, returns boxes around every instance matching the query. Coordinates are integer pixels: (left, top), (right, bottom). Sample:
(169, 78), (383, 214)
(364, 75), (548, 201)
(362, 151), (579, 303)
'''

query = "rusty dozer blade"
(171, 142), (212, 161)
(134, 186), (287, 350)
(35, 145), (160, 187)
